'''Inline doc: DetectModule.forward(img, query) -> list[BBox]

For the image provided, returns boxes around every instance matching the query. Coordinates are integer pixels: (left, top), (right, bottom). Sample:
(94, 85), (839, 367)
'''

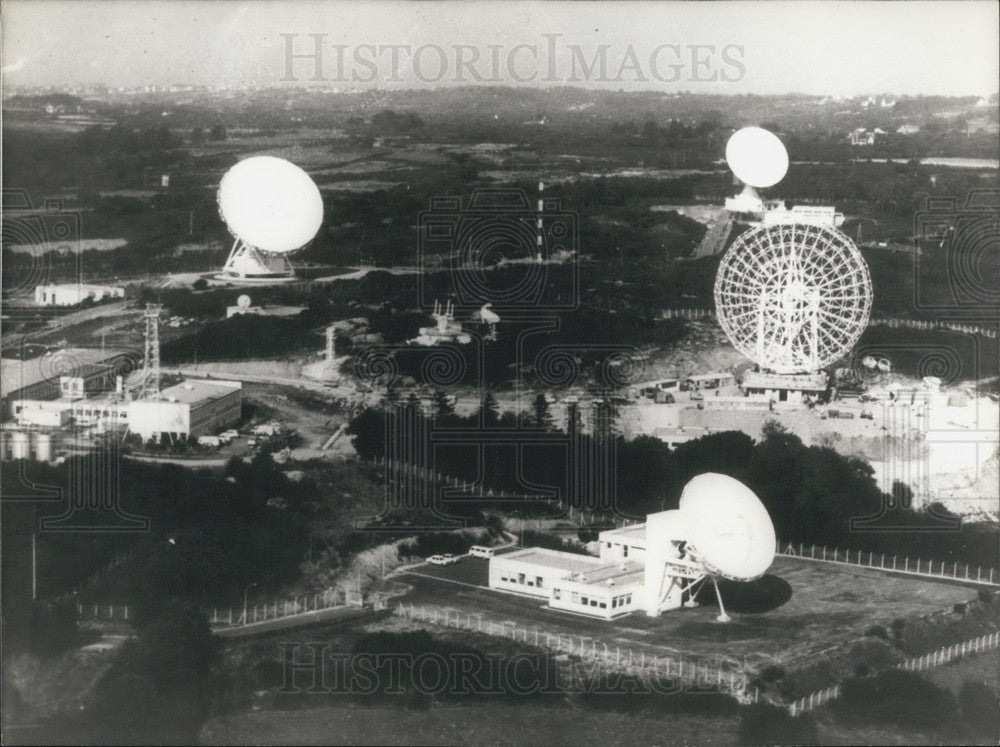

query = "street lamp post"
(242, 581), (257, 625)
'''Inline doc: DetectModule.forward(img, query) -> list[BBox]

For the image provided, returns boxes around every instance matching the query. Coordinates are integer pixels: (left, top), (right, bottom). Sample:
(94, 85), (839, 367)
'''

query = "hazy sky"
(3, 1), (998, 96)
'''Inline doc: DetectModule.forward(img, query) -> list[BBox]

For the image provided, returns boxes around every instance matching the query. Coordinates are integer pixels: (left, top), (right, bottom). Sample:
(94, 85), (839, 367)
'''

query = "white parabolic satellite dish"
(725, 127), (789, 188)
(218, 156), (324, 254)
(237, 294), (252, 308)
(679, 473), (775, 581)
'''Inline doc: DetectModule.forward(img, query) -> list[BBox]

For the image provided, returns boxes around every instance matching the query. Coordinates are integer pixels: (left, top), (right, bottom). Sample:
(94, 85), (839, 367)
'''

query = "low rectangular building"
(12, 399), (72, 428)
(488, 547), (645, 619)
(127, 379), (242, 443)
(684, 372), (736, 391)
(34, 284), (125, 306)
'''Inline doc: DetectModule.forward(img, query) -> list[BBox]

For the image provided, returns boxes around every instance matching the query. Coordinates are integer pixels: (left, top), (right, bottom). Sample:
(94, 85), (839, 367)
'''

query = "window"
(590, 600), (598, 607)
(606, 542), (611, 548)
(553, 589), (561, 600)
(501, 577), (508, 582)
(536, 576), (543, 588)
(623, 545), (629, 558)
(612, 598), (618, 608)
(599, 602), (606, 609)
(517, 573), (525, 584)
(580, 596), (588, 606)
(625, 594), (632, 604)
(527, 581), (534, 586)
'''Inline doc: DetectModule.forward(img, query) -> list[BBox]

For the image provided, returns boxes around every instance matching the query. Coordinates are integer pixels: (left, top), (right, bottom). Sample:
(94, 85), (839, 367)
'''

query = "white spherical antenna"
(219, 156), (323, 253)
(726, 127), (789, 189)
(237, 294), (252, 308)
(678, 473), (775, 581)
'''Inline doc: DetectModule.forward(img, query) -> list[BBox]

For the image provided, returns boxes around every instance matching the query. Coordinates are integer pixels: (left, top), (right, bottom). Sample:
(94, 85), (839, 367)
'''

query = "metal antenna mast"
(141, 303), (163, 400)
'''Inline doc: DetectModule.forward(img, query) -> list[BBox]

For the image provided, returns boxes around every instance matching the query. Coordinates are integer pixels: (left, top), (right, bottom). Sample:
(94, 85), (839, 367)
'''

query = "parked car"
(427, 555), (447, 565)
(220, 429), (239, 440)
(860, 410), (874, 420)
(440, 553), (462, 565)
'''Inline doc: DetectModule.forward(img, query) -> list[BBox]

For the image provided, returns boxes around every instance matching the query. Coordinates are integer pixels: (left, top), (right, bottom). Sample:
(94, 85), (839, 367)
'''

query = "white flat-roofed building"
(741, 370), (829, 405)
(550, 562), (645, 618)
(489, 547), (609, 598)
(684, 372), (736, 390)
(34, 284), (125, 306)
(489, 547), (645, 619)
(762, 205), (844, 228)
(11, 399), (73, 428)
(127, 379), (241, 443)
(598, 524), (648, 562)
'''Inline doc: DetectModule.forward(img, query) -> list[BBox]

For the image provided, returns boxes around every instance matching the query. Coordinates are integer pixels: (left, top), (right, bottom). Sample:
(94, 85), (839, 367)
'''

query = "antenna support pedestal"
(712, 575), (731, 623)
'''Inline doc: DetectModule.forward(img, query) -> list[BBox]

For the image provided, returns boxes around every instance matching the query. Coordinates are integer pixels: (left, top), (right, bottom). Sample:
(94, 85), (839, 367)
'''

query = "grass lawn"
(201, 701), (739, 746)
(396, 556), (979, 671)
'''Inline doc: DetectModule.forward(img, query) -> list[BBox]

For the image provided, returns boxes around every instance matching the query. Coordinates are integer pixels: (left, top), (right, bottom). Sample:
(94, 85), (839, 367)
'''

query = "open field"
(201, 702), (738, 746)
(395, 556), (979, 671)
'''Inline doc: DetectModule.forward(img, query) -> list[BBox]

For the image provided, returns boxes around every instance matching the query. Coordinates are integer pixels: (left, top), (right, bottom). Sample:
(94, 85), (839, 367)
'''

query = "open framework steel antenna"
(140, 303), (162, 400)
(715, 222), (872, 374)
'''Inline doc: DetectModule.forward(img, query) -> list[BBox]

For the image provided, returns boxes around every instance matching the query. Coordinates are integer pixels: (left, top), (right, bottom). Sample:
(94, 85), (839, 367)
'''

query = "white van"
(468, 545), (494, 559)
(197, 435), (220, 448)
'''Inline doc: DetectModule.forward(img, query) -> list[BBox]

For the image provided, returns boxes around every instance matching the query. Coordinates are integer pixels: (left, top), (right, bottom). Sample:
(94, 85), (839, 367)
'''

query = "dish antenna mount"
(644, 473), (776, 622)
(217, 156), (324, 282)
(725, 126), (789, 213)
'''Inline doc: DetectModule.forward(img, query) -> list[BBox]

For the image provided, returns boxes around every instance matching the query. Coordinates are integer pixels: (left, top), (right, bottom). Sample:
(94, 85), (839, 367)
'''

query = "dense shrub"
(959, 680), (1000, 740)
(831, 669), (958, 729)
(865, 624), (888, 640)
(739, 702), (818, 745)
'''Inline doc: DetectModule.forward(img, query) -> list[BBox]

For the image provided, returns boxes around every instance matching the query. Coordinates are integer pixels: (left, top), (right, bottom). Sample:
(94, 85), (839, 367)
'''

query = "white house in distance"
(34, 283), (125, 306)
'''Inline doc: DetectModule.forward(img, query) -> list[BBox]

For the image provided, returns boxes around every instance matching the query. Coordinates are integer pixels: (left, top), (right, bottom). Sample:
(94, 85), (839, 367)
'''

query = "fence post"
(124, 605), (129, 621)
(823, 546), (827, 561)
(905, 557), (909, 571)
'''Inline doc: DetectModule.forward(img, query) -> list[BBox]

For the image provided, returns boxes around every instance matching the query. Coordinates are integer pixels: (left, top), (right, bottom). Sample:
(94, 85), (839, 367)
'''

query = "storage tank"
(34, 432), (53, 462)
(11, 431), (30, 459)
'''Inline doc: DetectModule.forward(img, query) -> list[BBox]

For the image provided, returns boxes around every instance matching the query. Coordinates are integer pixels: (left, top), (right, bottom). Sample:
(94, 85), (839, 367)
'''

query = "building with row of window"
(11, 378), (242, 443)
(488, 515), (702, 620)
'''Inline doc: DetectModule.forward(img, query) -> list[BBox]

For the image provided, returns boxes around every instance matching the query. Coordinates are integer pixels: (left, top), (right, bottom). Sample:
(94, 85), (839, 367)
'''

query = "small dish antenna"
(217, 156), (324, 281)
(237, 294), (252, 309)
